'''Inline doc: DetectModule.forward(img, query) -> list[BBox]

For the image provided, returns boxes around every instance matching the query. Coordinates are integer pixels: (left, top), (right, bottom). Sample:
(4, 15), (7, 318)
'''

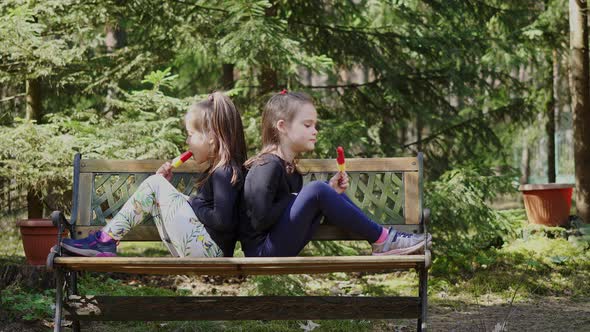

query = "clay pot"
(519, 183), (574, 227)
(16, 219), (66, 266)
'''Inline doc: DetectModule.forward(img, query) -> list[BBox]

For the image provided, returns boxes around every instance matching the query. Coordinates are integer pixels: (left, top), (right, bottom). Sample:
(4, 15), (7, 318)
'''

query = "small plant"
(426, 166), (521, 279)
(141, 67), (179, 91)
(0, 286), (54, 321)
(250, 275), (306, 296)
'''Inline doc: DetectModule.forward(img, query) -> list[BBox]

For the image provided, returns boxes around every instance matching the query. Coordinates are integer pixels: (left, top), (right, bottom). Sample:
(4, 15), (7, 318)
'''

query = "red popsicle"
(336, 146), (346, 172)
(171, 151), (193, 168)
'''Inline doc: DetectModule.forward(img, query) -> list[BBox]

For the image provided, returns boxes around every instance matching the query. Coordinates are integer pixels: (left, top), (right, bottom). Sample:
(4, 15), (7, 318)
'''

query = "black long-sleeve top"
(239, 154), (303, 254)
(189, 166), (245, 257)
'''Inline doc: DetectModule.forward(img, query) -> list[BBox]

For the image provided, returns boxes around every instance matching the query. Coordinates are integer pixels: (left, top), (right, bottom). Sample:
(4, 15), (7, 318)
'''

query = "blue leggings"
(255, 181), (383, 257)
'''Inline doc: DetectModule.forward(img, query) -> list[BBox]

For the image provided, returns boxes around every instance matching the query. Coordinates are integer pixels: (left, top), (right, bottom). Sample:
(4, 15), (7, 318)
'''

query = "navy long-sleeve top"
(239, 154), (303, 253)
(189, 166), (245, 257)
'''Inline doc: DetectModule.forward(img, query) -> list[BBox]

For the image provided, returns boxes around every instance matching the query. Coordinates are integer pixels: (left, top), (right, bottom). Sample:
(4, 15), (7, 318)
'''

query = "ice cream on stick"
(336, 146), (346, 172)
(171, 151), (193, 168)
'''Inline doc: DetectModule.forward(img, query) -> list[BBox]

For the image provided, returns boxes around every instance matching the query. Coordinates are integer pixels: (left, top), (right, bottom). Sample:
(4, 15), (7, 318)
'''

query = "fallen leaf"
(298, 320), (320, 331)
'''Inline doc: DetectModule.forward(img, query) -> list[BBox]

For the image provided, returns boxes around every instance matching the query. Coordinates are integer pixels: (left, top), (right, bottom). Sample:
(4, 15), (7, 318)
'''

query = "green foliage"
(0, 0), (96, 83)
(218, 2), (333, 74)
(1, 0), (566, 181)
(141, 67), (179, 91)
(0, 69), (194, 211)
(1, 286), (54, 321)
(314, 120), (382, 158)
(0, 119), (76, 209)
(0, 212), (26, 257)
(426, 166), (521, 278)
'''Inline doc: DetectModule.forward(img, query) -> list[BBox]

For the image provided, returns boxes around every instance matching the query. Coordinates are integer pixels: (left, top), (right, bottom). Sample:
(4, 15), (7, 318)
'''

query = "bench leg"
(67, 271), (81, 332)
(417, 267), (428, 332)
(53, 270), (65, 332)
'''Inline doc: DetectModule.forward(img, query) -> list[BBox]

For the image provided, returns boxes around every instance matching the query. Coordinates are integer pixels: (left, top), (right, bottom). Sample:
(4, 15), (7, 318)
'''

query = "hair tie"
(280, 89), (288, 95)
(208, 94), (214, 102)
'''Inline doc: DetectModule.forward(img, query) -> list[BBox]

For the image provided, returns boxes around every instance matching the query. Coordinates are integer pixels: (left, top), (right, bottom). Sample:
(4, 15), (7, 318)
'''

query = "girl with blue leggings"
(239, 90), (431, 257)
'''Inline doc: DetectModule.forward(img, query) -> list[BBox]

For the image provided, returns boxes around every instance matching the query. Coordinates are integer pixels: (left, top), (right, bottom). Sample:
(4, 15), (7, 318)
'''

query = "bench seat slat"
(54, 255), (426, 275)
(65, 295), (421, 321)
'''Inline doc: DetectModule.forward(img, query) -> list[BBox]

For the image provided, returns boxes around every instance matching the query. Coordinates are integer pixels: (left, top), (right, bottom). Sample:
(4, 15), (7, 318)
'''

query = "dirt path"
(428, 296), (590, 332)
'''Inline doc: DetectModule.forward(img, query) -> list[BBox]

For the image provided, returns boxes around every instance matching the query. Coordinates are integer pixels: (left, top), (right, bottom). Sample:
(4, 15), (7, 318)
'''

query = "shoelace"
(88, 230), (120, 246)
(396, 231), (414, 238)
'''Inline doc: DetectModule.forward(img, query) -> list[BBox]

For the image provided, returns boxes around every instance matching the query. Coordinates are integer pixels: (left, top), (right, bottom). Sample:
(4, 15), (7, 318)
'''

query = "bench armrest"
(51, 211), (73, 256)
(51, 210), (71, 228)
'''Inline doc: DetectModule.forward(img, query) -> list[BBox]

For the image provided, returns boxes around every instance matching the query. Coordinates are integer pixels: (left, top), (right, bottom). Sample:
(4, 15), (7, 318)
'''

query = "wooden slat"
(76, 174), (93, 228)
(54, 255), (426, 275)
(80, 159), (208, 173)
(73, 224), (423, 241)
(298, 158), (419, 172)
(65, 296), (421, 321)
(80, 157), (419, 173)
(404, 172), (420, 225)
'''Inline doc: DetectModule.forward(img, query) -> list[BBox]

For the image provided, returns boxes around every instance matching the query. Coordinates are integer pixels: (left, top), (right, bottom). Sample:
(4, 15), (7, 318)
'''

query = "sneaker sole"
(372, 240), (426, 256)
(61, 243), (116, 257)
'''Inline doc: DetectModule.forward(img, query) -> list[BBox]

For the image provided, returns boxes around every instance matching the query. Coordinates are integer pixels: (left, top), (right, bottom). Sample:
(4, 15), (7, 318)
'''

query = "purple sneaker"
(61, 231), (117, 257)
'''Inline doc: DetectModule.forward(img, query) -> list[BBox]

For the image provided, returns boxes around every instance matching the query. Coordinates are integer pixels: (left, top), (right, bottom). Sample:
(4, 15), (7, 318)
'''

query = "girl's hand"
(156, 162), (173, 182)
(329, 171), (349, 194)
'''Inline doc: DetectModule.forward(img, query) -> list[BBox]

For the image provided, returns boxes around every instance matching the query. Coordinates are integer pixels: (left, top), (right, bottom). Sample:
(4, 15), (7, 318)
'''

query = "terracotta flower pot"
(519, 183), (574, 227)
(16, 219), (67, 266)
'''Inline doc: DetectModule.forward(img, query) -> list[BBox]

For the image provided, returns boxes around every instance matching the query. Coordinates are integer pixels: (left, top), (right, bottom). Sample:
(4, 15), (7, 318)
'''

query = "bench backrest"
(70, 153), (424, 241)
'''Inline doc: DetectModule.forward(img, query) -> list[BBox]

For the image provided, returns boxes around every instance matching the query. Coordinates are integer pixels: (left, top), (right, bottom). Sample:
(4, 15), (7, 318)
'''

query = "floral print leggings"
(102, 174), (223, 257)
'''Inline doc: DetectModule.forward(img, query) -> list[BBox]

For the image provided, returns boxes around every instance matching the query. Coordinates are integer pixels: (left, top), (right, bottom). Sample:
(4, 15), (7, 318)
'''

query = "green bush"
(0, 119), (76, 211)
(426, 166), (521, 279)
(0, 70), (190, 212)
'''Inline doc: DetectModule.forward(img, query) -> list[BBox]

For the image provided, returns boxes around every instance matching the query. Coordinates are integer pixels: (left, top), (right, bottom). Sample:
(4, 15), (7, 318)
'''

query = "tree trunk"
(25, 79), (42, 123)
(399, 122), (407, 154)
(546, 51), (556, 183)
(520, 145), (531, 185)
(25, 78), (44, 217)
(379, 110), (396, 156)
(258, 2), (279, 94)
(104, 22), (125, 115)
(26, 190), (43, 219)
(416, 114), (423, 152)
(259, 66), (278, 94)
(569, 0), (590, 222)
(222, 63), (235, 90)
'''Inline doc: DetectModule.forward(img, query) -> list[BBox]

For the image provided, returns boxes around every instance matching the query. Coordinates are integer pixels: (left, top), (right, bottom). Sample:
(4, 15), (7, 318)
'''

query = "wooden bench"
(47, 153), (432, 331)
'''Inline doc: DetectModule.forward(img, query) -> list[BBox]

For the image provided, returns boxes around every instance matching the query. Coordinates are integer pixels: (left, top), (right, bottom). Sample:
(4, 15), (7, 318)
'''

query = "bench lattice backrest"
(70, 154), (424, 241)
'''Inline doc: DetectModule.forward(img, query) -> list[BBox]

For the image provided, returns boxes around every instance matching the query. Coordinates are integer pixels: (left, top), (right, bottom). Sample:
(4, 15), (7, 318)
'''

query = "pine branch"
(0, 93), (25, 103)
(403, 101), (525, 149)
(167, 0), (228, 13)
(305, 79), (383, 89)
